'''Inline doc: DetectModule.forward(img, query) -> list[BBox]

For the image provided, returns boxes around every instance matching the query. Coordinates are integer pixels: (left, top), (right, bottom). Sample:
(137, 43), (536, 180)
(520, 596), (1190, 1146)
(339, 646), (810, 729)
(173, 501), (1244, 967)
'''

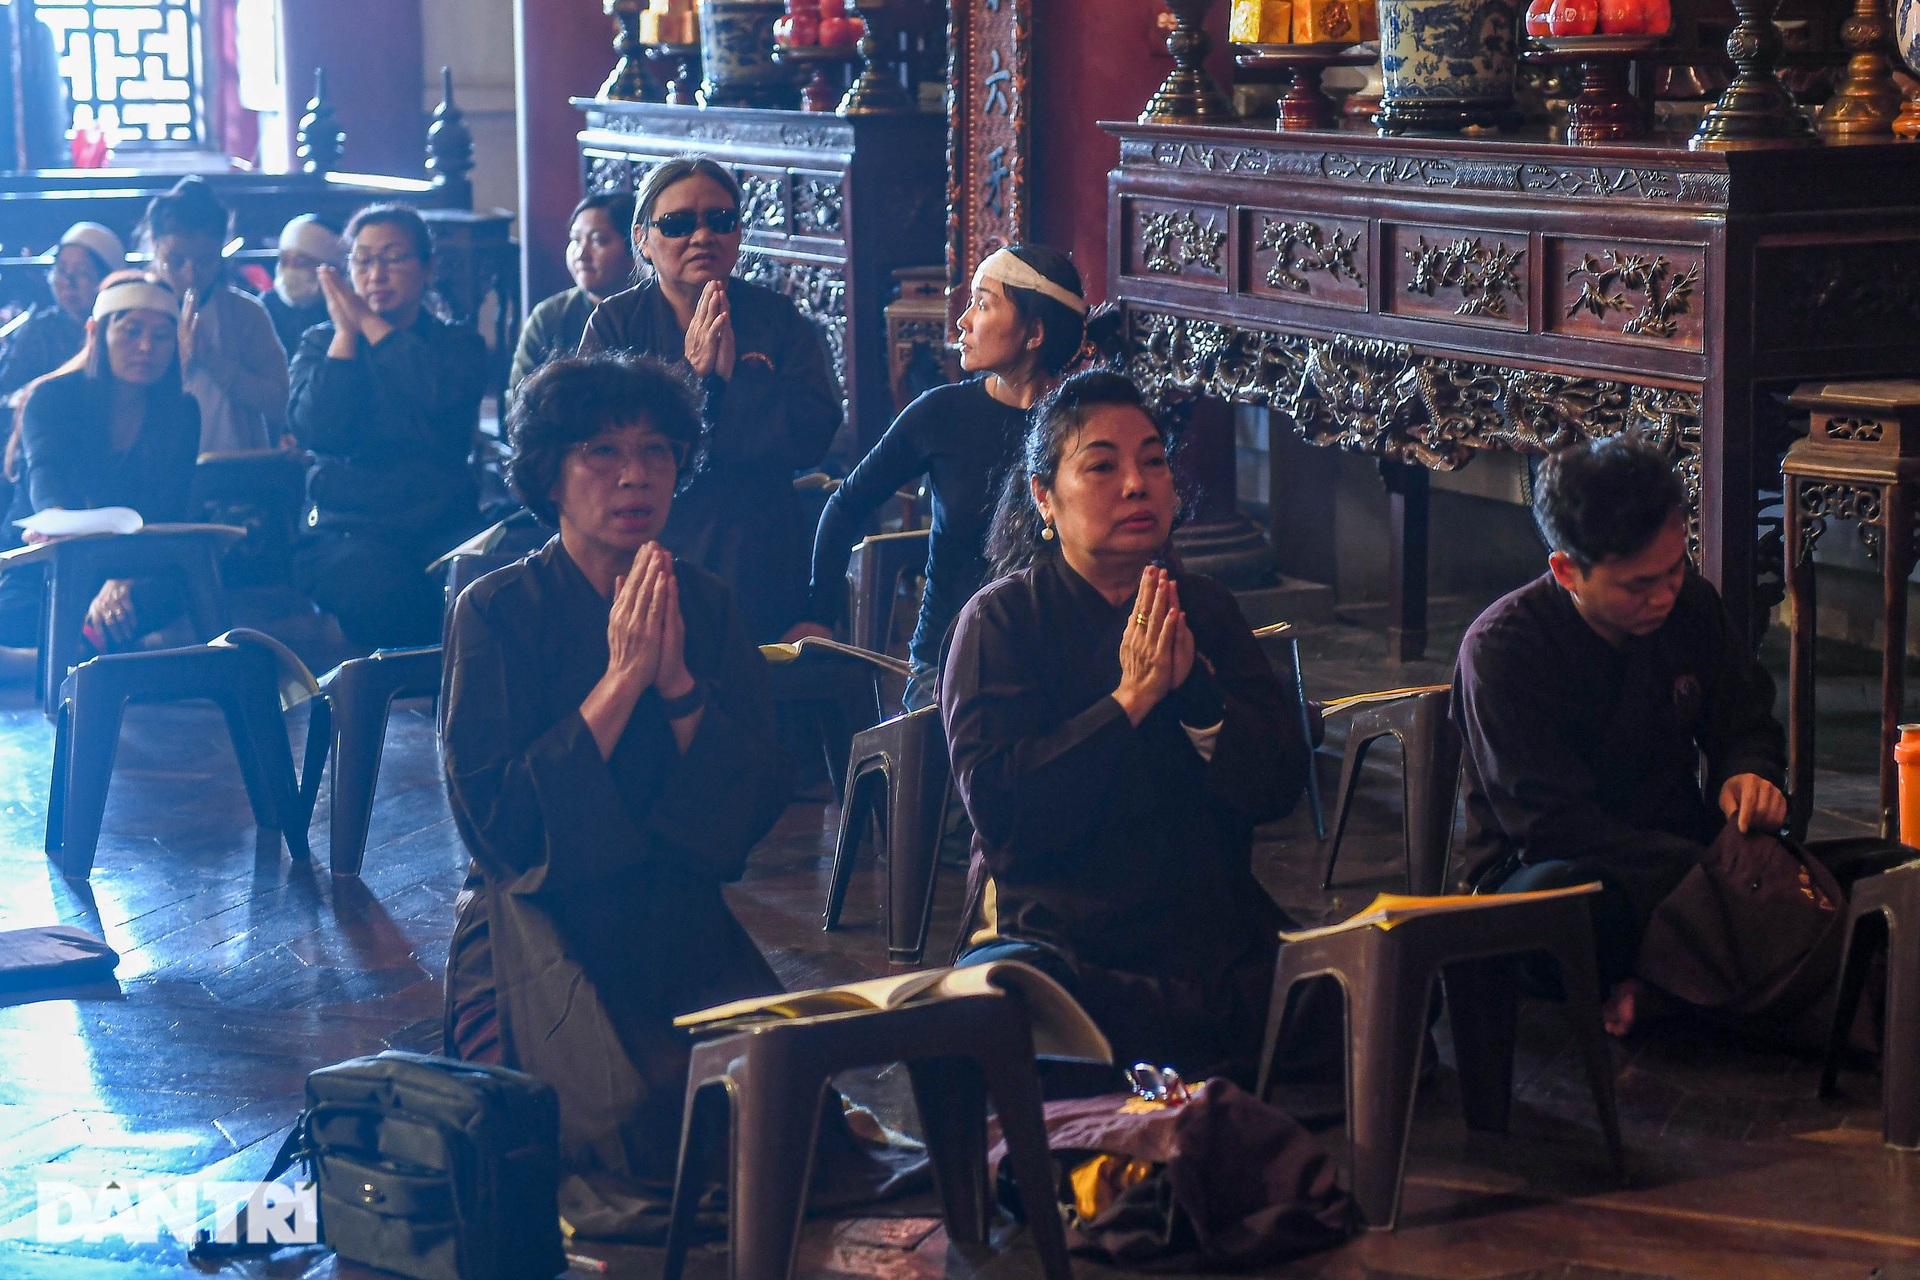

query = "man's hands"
(1719, 772), (1788, 834)
(683, 280), (736, 381)
(1113, 566), (1195, 727)
(177, 289), (200, 374)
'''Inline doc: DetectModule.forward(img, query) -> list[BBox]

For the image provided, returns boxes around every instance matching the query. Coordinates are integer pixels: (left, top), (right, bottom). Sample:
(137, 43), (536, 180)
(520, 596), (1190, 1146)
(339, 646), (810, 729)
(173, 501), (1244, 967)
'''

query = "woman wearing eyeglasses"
(289, 202), (489, 649)
(0, 222), (123, 408)
(441, 354), (792, 1176)
(579, 157), (843, 643)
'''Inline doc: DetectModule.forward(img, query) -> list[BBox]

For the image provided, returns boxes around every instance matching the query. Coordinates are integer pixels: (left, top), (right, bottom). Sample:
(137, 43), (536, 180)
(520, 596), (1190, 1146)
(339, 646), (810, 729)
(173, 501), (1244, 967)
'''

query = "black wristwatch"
(658, 679), (710, 721)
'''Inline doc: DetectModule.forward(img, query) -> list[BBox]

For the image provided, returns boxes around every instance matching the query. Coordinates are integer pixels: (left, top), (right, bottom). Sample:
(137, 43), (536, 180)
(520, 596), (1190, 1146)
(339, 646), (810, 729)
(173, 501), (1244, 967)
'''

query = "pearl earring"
(1040, 521), (1055, 541)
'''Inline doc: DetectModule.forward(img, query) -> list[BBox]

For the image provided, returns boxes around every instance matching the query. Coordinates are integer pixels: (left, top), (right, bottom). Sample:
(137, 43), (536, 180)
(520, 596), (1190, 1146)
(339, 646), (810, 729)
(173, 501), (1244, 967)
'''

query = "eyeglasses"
(348, 250), (419, 273)
(573, 438), (688, 475)
(645, 208), (740, 239)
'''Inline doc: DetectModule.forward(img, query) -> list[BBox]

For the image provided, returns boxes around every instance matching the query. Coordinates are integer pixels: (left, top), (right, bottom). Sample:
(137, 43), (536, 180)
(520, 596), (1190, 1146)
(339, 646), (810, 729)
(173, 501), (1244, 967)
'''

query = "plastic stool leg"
(1546, 930), (1627, 1183)
(976, 1040), (1074, 1280)
(1883, 914), (1920, 1148)
(725, 1055), (828, 1280)
(327, 680), (392, 876)
(45, 698), (73, 857)
(823, 762), (884, 931)
(1822, 910), (1886, 1096)
(885, 744), (945, 965)
(1322, 730), (1383, 890)
(1347, 950), (1435, 1230)
(906, 1055), (990, 1244)
(49, 688), (128, 879)
(663, 1079), (730, 1280)
(1443, 955), (1519, 1133)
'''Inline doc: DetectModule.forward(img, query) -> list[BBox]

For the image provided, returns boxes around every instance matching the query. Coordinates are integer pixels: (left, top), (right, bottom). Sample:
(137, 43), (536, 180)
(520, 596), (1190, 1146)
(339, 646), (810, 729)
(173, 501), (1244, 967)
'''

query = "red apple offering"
(818, 13), (860, 45)
(1640, 0), (1671, 33)
(820, 0), (845, 15)
(1547, 0), (1598, 36)
(776, 11), (819, 44)
(1597, 0), (1643, 33)
(1525, 0), (1554, 34)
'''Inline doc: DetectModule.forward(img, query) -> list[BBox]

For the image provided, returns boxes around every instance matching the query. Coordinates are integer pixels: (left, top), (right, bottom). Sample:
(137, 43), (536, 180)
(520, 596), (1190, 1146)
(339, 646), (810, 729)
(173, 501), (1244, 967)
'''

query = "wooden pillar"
(514, 0), (614, 307)
(1381, 459), (1429, 664)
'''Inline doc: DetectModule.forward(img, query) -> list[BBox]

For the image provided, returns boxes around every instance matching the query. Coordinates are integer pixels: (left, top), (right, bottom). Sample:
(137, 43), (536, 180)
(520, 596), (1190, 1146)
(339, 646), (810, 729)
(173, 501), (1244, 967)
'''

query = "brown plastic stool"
(1821, 858), (1920, 1148)
(762, 642), (901, 798)
(663, 994), (1073, 1280)
(1320, 685), (1461, 896)
(315, 646), (444, 877)
(822, 705), (950, 963)
(847, 528), (929, 656)
(1257, 885), (1626, 1229)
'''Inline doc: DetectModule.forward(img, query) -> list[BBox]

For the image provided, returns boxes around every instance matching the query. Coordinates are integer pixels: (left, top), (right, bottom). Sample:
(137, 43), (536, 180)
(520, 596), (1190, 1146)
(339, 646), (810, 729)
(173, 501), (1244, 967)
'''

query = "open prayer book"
(675, 961), (1113, 1063)
(758, 635), (912, 677)
(12, 506), (143, 538)
(1278, 882), (1601, 944)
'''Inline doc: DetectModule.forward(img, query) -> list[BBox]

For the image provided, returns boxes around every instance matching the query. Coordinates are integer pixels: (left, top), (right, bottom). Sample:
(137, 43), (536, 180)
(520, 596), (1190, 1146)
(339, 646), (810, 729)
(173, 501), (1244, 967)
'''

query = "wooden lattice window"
(35, 0), (204, 144)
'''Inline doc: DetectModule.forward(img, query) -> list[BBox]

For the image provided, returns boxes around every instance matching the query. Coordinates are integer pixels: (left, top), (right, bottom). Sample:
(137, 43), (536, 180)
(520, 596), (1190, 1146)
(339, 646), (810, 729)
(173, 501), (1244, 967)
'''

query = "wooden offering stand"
(1235, 44), (1381, 131)
(1522, 34), (1665, 144)
(772, 43), (860, 113)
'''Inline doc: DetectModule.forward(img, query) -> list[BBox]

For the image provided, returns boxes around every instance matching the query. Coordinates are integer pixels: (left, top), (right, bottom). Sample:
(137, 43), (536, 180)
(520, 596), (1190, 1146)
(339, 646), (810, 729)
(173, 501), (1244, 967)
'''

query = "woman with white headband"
(261, 215), (346, 361)
(796, 244), (1087, 708)
(0, 221), (124, 406)
(0, 273), (201, 679)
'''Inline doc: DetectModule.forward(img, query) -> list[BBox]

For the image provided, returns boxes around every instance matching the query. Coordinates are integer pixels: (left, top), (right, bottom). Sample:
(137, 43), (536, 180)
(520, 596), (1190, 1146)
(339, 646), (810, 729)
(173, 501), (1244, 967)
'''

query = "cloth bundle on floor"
(0, 925), (119, 994)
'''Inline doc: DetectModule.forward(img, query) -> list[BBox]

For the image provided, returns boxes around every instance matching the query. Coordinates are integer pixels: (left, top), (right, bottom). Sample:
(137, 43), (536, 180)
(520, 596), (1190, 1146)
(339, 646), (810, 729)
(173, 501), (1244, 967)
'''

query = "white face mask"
(275, 265), (321, 308)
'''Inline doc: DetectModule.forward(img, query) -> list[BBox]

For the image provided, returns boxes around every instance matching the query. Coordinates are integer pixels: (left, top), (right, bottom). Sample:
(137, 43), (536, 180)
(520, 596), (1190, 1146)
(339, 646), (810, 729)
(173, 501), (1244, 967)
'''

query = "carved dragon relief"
(1255, 218), (1364, 293)
(1403, 235), (1525, 319)
(1124, 308), (1705, 553)
(1564, 250), (1700, 338)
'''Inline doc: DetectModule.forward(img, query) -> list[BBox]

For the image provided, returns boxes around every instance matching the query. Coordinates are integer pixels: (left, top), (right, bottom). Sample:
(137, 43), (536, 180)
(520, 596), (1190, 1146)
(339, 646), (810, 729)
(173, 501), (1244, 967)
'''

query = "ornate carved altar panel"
(574, 99), (945, 454)
(1104, 122), (1920, 649)
(947, 0), (1031, 328)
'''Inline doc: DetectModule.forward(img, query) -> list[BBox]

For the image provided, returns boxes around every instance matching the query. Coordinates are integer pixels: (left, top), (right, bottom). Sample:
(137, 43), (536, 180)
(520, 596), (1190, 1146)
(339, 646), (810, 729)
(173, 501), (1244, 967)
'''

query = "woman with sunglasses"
(289, 202), (488, 649)
(580, 157), (842, 643)
(442, 354), (792, 1177)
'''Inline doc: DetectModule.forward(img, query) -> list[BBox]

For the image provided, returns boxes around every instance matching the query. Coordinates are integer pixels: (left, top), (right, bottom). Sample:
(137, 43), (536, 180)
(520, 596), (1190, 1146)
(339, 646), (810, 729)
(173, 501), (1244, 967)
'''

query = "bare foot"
(1602, 978), (1645, 1037)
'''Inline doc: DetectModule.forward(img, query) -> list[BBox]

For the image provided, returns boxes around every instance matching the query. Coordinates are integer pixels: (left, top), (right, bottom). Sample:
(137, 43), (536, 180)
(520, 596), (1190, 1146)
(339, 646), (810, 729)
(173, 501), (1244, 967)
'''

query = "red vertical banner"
(946, 0), (1030, 330)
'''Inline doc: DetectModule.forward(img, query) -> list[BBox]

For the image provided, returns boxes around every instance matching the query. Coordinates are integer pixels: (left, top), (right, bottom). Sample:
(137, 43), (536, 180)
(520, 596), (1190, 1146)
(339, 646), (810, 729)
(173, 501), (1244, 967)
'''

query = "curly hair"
(506, 354), (704, 527)
(1532, 434), (1685, 570)
(985, 370), (1178, 575)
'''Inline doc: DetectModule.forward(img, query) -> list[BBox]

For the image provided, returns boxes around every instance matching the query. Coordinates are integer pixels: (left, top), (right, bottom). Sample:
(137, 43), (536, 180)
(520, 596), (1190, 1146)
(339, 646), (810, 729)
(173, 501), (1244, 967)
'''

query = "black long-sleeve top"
(578, 278), (842, 640)
(0, 305), (86, 399)
(509, 286), (596, 402)
(1452, 571), (1787, 920)
(942, 552), (1307, 980)
(804, 378), (1027, 672)
(287, 312), (486, 540)
(442, 537), (791, 1015)
(19, 368), (201, 521)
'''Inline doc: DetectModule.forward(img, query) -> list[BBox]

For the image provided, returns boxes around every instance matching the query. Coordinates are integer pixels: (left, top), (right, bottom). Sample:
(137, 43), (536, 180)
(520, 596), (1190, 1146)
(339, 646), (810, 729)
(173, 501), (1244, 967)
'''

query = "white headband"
(93, 280), (179, 322)
(279, 216), (345, 264)
(59, 222), (126, 270)
(974, 248), (1087, 316)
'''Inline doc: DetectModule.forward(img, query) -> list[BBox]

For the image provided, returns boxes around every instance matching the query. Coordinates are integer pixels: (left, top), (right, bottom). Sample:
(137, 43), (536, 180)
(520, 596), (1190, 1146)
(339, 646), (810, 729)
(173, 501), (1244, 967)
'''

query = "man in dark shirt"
(1452, 436), (1787, 1035)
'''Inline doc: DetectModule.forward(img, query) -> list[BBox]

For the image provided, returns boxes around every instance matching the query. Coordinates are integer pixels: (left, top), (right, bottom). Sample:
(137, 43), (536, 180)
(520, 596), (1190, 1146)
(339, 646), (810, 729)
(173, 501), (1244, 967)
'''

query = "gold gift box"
(1229, 0), (1295, 43)
(1292, 0), (1369, 43)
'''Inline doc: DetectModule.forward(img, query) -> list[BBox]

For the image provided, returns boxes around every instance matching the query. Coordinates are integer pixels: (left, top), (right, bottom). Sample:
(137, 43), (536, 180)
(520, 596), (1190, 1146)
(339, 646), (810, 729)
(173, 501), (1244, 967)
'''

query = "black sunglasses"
(646, 207), (740, 239)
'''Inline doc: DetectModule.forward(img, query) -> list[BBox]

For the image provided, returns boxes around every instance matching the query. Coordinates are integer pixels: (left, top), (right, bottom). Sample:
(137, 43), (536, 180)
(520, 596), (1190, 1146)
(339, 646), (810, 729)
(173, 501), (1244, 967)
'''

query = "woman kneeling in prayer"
(941, 371), (1314, 1086)
(441, 354), (792, 1181)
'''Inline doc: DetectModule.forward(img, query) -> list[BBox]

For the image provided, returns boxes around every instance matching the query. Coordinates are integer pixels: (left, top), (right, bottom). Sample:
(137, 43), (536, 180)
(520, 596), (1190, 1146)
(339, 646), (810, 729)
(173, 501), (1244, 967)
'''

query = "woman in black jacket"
(578, 157), (842, 643)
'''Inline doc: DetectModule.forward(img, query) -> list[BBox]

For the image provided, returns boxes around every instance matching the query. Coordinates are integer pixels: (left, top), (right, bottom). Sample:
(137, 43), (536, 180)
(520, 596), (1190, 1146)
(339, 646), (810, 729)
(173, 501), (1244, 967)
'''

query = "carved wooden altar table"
(1103, 122), (1920, 659)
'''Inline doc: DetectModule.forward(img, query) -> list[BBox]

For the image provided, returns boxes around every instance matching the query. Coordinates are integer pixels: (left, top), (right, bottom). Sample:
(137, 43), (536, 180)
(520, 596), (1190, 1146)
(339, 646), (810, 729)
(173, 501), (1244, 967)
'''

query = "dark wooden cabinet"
(1104, 121), (1920, 653)
(572, 99), (947, 454)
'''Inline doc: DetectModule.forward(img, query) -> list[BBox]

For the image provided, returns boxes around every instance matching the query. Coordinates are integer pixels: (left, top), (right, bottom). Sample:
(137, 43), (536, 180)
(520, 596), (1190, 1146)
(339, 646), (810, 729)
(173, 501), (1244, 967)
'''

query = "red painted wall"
(1030, 0), (1232, 304)
(515, 0), (612, 307)
(281, 0), (426, 179)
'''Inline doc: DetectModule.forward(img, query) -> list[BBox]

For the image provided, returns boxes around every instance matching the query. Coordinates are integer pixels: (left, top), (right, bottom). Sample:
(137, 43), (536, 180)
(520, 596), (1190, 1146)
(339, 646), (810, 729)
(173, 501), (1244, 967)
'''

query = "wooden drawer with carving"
(1238, 208), (1368, 311)
(1120, 197), (1232, 291)
(1752, 235), (1920, 354)
(1544, 237), (1706, 352)
(1382, 223), (1530, 331)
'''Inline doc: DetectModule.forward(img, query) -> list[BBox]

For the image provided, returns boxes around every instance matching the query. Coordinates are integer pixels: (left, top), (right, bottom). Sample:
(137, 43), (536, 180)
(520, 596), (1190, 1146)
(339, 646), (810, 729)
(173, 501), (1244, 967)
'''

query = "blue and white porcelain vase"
(698, 0), (791, 108)
(1899, 0), (1920, 80)
(1375, 0), (1519, 132)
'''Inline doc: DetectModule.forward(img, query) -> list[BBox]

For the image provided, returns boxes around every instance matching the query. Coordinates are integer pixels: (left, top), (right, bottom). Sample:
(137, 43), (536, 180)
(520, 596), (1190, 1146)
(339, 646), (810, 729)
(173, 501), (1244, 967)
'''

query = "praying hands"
(318, 265), (393, 356)
(682, 279), (736, 381)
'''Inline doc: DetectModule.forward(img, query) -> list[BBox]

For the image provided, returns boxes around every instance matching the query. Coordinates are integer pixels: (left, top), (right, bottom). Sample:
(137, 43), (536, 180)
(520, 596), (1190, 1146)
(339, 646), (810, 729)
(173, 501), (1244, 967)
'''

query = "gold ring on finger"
(1135, 613), (1151, 626)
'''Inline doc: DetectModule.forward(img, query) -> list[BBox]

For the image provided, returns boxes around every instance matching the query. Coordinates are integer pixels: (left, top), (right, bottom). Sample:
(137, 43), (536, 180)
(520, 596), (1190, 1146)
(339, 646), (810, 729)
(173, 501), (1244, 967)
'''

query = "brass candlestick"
(1140, 0), (1235, 123)
(838, 0), (911, 114)
(601, 0), (649, 101)
(1895, 87), (1920, 138)
(1818, 0), (1901, 138)
(1689, 0), (1818, 148)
